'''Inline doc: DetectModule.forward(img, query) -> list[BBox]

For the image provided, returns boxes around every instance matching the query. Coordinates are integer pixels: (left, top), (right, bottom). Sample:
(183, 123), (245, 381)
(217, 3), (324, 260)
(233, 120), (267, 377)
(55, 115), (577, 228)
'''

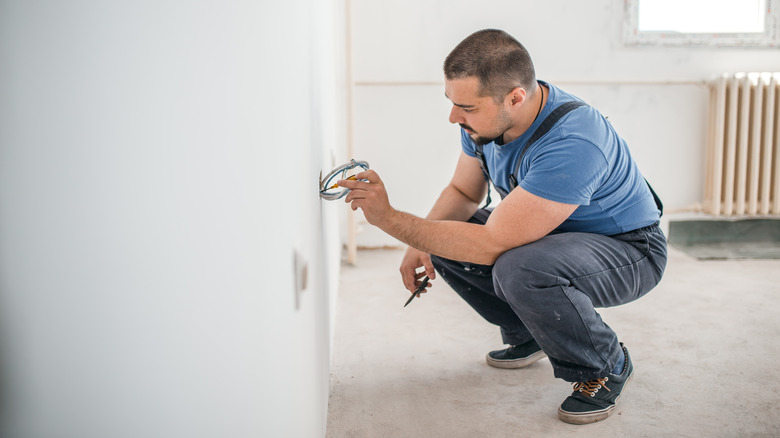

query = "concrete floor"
(326, 245), (780, 437)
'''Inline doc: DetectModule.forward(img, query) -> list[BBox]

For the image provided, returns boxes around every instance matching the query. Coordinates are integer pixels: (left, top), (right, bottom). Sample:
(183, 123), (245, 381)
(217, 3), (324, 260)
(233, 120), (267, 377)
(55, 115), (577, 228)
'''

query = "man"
(337, 29), (667, 425)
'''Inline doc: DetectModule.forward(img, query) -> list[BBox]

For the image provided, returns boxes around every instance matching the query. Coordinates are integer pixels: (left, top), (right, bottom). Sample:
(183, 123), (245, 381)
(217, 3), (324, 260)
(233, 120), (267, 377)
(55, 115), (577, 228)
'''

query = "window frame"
(624, 0), (780, 47)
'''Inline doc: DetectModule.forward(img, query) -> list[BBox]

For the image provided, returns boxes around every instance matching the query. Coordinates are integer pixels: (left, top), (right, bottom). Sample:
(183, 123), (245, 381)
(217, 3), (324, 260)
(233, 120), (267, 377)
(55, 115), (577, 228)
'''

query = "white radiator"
(705, 73), (780, 216)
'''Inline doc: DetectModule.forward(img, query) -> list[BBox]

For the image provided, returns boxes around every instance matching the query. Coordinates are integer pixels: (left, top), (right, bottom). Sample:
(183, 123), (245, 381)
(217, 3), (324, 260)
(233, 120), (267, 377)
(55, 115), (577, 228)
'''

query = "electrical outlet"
(293, 249), (309, 309)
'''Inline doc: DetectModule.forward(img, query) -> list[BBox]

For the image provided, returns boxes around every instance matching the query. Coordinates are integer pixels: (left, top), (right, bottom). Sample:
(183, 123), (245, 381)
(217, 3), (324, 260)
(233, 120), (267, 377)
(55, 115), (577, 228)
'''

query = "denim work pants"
(431, 208), (668, 382)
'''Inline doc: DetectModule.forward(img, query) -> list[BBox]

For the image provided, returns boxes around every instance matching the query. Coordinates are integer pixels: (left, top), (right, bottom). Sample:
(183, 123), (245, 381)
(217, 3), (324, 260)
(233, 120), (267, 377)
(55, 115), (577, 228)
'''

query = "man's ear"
(507, 87), (527, 107)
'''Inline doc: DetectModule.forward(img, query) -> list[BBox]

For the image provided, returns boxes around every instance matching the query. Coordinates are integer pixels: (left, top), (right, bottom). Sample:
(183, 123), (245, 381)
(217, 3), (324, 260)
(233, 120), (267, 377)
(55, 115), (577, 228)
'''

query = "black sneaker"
(557, 343), (634, 425)
(486, 338), (546, 369)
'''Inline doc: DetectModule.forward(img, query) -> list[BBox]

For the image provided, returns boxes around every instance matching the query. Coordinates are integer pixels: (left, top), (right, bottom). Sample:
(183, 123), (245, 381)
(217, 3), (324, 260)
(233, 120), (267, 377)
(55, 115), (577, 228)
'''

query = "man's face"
(445, 77), (513, 146)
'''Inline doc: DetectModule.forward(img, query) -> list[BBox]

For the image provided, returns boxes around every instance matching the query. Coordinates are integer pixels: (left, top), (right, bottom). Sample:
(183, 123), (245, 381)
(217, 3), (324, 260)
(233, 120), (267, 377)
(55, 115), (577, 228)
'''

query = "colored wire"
(319, 159), (370, 200)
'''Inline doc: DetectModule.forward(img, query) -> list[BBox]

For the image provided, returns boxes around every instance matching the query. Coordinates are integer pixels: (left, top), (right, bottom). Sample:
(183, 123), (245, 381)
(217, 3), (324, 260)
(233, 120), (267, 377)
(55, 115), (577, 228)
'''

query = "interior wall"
(0, 1), (345, 437)
(349, 0), (780, 247)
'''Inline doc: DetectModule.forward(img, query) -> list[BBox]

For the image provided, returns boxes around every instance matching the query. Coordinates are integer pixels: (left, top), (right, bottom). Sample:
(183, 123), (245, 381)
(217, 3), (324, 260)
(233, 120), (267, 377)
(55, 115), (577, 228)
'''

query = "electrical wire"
(319, 159), (370, 200)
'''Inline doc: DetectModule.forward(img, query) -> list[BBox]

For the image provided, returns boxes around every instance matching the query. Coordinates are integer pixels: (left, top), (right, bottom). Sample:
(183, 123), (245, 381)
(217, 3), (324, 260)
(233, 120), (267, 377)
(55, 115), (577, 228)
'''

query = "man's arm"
(381, 186), (577, 264)
(339, 153), (578, 276)
(422, 151), (488, 223)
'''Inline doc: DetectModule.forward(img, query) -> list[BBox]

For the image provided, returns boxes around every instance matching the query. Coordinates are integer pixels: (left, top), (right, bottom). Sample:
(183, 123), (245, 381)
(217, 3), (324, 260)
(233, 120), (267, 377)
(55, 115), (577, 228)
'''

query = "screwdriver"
(325, 175), (357, 190)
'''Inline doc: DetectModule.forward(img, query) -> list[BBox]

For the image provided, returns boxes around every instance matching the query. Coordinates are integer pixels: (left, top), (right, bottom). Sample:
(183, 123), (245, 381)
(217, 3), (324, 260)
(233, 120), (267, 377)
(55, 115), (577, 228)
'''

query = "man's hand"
(338, 170), (394, 228)
(399, 246), (435, 294)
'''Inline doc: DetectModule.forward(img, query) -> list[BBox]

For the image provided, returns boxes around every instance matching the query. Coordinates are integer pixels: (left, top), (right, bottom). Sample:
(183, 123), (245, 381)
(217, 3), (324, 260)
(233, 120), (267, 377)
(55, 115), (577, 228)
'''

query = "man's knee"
(493, 246), (566, 303)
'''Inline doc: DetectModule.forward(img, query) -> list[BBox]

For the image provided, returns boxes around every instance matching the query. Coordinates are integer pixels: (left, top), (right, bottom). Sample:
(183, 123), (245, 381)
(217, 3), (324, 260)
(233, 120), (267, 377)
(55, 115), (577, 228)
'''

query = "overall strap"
(474, 100), (587, 208)
(508, 100), (587, 190)
(473, 143), (493, 207)
(475, 99), (664, 217)
(512, 99), (664, 217)
(645, 179), (664, 217)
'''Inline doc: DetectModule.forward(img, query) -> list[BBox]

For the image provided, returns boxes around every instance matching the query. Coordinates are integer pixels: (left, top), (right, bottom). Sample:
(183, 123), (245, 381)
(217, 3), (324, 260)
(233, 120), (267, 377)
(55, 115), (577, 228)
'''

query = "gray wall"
(0, 1), (346, 437)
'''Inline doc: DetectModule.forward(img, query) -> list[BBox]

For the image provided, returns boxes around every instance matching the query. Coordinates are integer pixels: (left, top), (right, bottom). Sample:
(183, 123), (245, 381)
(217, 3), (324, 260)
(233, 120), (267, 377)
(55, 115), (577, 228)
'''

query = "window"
(624, 0), (780, 47)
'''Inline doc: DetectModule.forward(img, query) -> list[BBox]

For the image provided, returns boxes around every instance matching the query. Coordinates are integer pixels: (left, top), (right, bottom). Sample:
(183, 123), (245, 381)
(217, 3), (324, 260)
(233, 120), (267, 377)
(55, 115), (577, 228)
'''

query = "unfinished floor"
(327, 245), (780, 437)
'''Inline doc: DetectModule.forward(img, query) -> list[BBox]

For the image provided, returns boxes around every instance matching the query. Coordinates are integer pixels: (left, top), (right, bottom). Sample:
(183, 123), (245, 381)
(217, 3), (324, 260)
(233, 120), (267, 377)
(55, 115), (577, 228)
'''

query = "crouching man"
(338, 29), (667, 424)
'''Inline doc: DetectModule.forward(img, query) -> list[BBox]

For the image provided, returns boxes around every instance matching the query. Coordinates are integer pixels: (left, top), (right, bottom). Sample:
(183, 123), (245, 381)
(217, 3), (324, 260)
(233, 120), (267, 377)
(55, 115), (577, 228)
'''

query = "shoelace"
(573, 377), (611, 397)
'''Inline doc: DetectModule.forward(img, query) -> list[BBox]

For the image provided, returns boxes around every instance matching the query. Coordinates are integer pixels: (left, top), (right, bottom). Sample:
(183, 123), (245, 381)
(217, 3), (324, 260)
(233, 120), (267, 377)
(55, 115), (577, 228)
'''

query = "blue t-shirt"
(461, 81), (660, 235)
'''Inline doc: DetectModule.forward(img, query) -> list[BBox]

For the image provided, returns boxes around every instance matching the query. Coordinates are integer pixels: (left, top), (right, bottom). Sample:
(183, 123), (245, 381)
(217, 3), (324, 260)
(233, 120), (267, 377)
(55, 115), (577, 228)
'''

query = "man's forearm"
(385, 183), (497, 263)
(340, 170), (502, 263)
(381, 210), (500, 265)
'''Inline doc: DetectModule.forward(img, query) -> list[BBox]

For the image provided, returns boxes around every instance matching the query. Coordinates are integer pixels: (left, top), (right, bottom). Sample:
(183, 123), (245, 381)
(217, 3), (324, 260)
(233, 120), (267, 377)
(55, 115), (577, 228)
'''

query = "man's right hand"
(399, 246), (436, 294)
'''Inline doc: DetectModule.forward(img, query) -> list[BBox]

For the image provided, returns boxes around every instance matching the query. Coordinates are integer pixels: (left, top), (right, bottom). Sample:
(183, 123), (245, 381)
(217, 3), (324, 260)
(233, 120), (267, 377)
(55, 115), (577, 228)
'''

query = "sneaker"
(557, 343), (634, 425)
(486, 338), (546, 369)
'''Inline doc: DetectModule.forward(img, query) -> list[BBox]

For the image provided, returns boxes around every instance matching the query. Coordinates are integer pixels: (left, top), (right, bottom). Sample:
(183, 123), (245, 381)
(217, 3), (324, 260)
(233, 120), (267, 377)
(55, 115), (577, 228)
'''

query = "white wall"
(0, 1), (346, 437)
(350, 0), (780, 247)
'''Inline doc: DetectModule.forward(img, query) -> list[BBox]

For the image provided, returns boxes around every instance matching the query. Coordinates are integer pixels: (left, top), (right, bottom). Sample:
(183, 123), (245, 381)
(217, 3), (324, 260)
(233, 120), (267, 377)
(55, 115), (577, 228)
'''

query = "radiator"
(705, 72), (780, 216)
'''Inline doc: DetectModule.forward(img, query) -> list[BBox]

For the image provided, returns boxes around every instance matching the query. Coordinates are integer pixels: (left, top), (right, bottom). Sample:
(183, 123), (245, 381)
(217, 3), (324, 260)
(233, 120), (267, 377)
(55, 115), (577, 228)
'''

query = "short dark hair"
(444, 29), (536, 102)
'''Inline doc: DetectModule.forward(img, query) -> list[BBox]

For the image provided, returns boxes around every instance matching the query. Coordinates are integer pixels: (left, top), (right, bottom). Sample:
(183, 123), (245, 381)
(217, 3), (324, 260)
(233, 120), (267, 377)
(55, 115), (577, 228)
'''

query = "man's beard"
(472, 133), (497, 146)
(461, 108), (514, 146)
(460, 124), (498, 146)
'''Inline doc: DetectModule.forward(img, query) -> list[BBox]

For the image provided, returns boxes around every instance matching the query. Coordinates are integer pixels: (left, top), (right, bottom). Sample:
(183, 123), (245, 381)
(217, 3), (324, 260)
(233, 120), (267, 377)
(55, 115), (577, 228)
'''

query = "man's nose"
(449, 106), (462, 124)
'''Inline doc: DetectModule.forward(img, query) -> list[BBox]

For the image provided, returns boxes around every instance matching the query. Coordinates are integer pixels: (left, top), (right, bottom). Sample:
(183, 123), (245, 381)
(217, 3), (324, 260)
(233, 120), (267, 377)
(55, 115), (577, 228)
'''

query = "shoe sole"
(485, 350), (547, 369)
(557, 367), (634, 425)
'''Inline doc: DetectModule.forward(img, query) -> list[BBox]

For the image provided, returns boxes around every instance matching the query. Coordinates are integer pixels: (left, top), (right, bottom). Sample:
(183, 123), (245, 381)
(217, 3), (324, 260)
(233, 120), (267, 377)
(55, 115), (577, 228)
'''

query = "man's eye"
(463, 108), (474, 113)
